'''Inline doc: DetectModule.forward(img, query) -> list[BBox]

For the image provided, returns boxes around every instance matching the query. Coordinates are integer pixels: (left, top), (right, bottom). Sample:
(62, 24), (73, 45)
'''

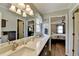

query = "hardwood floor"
(39, 39), (65, 56)
(51, 39), (65, 56)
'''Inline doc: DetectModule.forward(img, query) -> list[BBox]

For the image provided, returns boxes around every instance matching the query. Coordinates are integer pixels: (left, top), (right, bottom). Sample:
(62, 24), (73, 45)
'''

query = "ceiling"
(0, 3), (75, 15)
(33, 3), (75, 14)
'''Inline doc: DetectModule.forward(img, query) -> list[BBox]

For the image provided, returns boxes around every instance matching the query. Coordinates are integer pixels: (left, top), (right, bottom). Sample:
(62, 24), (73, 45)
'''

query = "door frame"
(49, 14), (68, 55)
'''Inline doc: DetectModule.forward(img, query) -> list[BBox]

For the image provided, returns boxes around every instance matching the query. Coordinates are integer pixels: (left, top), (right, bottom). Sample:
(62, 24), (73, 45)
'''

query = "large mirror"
(0, 3), (43, 44)
(0, 3), (33, 44)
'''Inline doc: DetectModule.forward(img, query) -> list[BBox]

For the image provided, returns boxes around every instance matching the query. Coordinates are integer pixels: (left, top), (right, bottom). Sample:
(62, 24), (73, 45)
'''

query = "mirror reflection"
(0, 3), (43, 44)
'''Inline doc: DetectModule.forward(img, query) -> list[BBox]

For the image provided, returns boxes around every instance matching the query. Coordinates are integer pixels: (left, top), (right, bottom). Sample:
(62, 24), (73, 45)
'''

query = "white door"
(0, 12), (1, 43)
(74, 12), (79, 56)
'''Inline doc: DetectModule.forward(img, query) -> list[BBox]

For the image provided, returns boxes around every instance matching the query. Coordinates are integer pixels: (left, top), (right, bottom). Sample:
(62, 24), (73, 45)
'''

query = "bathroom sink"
(9, 47), (35, 56)
(8, 39), (42, 56)
(25, 39), (41, 50)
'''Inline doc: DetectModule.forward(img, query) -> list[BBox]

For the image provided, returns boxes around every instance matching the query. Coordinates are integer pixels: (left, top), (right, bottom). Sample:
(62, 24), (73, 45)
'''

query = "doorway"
(28, 20), (34, 36)
(17, 19), (24, 39)
(50, 16), (66, 56)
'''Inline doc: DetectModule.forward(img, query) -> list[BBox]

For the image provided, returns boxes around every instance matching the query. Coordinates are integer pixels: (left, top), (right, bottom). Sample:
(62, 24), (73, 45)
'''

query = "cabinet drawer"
(39, 39), (51, 56)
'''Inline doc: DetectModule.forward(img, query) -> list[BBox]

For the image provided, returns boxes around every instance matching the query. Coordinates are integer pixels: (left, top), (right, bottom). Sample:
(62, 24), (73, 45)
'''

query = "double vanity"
(0, 36), (50, 56)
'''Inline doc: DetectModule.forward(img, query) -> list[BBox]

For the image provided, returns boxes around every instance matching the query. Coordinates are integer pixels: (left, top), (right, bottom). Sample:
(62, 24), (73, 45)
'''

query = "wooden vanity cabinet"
(39, 39), (51, 56)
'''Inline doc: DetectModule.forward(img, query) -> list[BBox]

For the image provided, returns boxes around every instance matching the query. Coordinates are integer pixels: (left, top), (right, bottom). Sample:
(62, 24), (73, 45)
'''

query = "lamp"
(25, 5), (31, 11)
(23, 11), (27, 17)
(17, 3), (25, 9)
(9, 3), (34, 17)
(9, 4), (16, 12)
(16, 8), (21, 15)
(29, 10), (34, 15)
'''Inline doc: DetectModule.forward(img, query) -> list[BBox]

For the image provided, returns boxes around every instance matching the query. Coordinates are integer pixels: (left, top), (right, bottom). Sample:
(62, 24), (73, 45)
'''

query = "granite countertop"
(0, 36), (49, 56)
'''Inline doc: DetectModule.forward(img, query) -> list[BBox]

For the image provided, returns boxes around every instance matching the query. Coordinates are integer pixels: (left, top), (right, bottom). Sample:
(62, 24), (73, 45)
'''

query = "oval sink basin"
(25, 39), (41, 50)
(9, 47), (35, 56)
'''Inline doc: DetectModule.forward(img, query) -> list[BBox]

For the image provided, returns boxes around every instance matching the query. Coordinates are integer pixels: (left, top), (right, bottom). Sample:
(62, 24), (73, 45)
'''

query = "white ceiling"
(0, 3), (75, 15)
(33, 3), (75, 14)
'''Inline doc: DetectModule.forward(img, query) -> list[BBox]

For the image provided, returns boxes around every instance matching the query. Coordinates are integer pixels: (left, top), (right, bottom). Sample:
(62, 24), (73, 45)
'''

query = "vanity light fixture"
(17, 3), (25, 9)
(9, 3), (34, 17)
(25, 5), (31, 11)
(26, 5), (30, 8)
(16, 8), (21, 15)
(23, 11), (27, 17)
(29, 10), (34, 15)
(9, 4), (16, 12)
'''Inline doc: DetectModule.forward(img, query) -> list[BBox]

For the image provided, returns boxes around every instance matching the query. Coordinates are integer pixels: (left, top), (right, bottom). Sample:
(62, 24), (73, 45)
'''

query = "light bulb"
(9, 5), (16, 12)
(23, 12), (27, 17)
(26, 5), (30, 8)
(29, 10), (34, 15)
(16, 9), (21, 15)
(25, 5), (31, 11)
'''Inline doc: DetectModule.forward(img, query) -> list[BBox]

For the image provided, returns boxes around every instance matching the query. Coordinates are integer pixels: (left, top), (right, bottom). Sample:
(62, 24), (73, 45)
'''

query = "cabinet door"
(39, 40), (51, 56)
(39, 45), (48, 56)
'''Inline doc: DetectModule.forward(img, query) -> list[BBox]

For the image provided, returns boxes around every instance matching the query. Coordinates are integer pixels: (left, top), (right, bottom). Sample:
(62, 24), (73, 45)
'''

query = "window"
(36, 19), (42, 32)
(36, 24), (41, 32)
(57, 25), (63, 34)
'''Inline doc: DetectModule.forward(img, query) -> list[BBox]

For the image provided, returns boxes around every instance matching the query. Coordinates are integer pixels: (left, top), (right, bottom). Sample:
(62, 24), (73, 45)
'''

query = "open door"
(17, 19), (24, 39)
(73, 11), (79, 56)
